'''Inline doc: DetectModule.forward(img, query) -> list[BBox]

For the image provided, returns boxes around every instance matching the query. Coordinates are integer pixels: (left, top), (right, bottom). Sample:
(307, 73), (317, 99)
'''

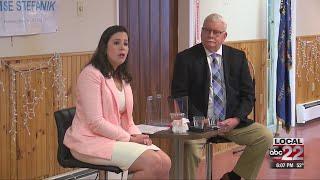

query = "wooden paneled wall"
(226, 39), (268, 125)
(0, 52), (92, 179)
(296, 35), (320, 104)
(0, 39), (267, 178)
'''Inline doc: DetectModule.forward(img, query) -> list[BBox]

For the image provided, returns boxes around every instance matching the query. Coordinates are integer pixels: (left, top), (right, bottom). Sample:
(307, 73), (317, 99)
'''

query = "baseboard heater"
(47, 169), (126, 180)
(296, 100), (320, 123)
(47, 169), (98, 180)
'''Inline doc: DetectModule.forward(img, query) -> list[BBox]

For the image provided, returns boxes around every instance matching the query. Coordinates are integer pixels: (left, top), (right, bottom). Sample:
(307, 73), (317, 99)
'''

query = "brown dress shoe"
(220, 173), (230, 180)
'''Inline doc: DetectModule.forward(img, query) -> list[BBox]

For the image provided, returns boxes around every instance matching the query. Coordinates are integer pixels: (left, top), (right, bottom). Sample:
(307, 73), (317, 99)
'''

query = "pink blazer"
(63, 65), (141, 159)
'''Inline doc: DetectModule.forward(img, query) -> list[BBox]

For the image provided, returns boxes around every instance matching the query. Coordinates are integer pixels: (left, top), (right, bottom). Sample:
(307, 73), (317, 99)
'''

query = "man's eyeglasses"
(202, 27), (225, 36)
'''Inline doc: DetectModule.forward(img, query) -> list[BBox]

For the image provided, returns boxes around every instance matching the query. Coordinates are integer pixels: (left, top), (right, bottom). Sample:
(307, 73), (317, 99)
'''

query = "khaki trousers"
(184, 123), (273, 180)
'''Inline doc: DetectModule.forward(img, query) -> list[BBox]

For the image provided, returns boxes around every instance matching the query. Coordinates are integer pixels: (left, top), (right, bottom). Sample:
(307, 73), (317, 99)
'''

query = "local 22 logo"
(269, 138), (304, 169)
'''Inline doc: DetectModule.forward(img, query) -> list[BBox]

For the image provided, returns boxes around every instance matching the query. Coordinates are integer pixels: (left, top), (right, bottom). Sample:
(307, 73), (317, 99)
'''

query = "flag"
(276, 0), (292, 132)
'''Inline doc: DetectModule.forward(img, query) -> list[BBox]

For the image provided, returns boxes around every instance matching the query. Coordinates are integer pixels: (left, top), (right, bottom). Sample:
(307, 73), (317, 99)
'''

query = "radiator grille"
(50, 169), (98, 180)
(304, 101), (320, 109)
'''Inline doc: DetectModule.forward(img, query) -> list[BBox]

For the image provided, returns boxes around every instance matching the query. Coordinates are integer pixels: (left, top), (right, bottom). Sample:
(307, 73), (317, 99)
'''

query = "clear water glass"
(193, 116), (205, 129)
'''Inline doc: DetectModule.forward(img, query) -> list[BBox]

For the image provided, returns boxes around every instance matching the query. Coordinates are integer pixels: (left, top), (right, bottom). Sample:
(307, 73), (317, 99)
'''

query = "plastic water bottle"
(145, 96), (154, 125)
(155, 94), (162, 125)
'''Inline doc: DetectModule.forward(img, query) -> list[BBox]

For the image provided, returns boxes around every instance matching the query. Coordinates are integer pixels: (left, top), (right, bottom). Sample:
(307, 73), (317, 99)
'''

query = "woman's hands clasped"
(130, 134), (152, 146)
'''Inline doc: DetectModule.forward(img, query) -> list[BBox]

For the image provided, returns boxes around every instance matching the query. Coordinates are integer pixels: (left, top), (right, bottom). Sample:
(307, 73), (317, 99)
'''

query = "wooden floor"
(197, 119), (320, 180)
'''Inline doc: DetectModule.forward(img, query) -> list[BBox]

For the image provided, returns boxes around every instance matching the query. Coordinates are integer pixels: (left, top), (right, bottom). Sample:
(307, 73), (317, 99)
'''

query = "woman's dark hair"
(88, 25), (132, 83)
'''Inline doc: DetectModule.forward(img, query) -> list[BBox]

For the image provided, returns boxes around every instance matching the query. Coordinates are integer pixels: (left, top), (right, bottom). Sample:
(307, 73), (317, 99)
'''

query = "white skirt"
(71, 141), (160, 170)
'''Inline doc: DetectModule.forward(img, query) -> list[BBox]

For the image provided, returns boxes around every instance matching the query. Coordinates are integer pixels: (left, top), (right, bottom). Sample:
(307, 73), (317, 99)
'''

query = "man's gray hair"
(203, 13), (227, 31)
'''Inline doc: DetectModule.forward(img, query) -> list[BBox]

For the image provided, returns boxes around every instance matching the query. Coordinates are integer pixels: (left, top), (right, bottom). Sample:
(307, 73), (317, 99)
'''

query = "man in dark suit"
(171, 13), (273, 180)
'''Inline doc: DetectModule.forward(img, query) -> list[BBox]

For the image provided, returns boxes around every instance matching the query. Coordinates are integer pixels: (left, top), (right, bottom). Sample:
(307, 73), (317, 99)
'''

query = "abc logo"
(269, 147), (283, 157)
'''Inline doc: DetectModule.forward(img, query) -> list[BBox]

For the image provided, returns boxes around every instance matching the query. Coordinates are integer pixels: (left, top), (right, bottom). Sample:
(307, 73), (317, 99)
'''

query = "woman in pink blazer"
(64, 26), (171, 179)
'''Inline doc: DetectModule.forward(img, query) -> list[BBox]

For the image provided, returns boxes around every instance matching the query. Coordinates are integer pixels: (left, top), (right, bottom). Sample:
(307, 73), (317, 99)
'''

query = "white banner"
(0, 0), (58, 36)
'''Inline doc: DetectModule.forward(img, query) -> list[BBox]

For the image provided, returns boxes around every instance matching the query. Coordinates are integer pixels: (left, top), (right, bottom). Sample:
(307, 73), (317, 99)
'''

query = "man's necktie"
(210, 53), (225, 121)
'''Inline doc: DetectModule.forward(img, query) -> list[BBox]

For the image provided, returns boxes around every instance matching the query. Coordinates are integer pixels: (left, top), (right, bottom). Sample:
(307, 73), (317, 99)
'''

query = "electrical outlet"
(77, 0), (84, 17)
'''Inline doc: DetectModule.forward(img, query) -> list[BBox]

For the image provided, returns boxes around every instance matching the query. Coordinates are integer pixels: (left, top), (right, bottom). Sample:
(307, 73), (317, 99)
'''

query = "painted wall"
(199, 0), (267, 41)
(296, 0), (320, 36)
(0, 0), (117, 57)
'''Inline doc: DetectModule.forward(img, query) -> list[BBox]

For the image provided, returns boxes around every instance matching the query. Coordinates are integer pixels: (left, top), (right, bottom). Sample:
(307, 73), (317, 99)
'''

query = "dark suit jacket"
(171, 43), (254, 129)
